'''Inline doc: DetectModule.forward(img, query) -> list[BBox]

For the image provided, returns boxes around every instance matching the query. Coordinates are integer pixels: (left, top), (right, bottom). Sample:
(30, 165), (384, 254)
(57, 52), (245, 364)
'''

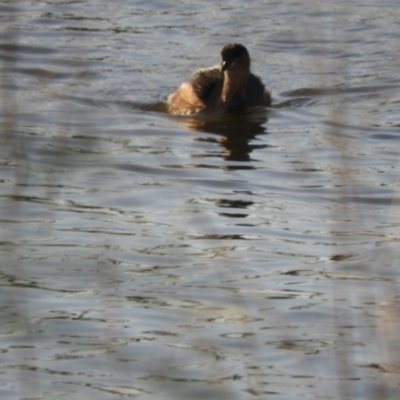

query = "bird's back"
(190, 66), (223, 107)
(190, 67), (270, 111)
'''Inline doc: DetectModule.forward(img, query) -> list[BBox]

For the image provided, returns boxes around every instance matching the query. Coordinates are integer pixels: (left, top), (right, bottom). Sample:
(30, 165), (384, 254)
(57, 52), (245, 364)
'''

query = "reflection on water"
(170, 110), (268, 161)
(1, 0), (400, 400)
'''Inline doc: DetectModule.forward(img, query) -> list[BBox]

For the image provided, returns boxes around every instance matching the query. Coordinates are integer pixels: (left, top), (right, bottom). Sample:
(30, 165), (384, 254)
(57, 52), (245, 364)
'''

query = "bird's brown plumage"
(167, 43), (271, 115)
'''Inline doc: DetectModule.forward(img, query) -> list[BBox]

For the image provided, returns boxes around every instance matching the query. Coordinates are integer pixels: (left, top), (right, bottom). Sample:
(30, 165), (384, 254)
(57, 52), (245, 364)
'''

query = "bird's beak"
(220, 61), (228, 72)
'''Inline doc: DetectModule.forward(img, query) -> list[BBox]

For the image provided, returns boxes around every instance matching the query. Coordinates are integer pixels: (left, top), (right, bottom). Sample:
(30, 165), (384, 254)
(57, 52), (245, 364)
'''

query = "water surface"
(1, 1), (400, 399)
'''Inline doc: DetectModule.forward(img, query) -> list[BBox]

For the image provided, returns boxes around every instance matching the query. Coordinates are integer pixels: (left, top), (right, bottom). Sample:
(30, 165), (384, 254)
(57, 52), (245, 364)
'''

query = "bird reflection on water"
(141, 101), (269, 161)
(170, 108), (269, 162)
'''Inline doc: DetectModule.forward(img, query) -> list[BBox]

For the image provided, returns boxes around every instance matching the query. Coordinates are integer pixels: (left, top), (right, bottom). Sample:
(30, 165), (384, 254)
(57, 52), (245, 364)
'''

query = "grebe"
(167, 43), (271, 115)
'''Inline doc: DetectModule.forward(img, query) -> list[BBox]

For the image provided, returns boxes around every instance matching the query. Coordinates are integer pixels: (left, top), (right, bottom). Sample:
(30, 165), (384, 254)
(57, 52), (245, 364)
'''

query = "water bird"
(167, 43), (271, 115)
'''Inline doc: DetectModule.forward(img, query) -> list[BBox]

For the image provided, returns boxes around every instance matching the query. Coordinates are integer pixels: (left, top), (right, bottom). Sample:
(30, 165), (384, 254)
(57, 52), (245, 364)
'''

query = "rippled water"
(1, 1), (400, 399)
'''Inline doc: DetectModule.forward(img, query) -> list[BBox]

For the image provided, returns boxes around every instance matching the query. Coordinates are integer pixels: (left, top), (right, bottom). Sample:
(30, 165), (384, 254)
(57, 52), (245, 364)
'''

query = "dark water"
(1, 1), (400, 399)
